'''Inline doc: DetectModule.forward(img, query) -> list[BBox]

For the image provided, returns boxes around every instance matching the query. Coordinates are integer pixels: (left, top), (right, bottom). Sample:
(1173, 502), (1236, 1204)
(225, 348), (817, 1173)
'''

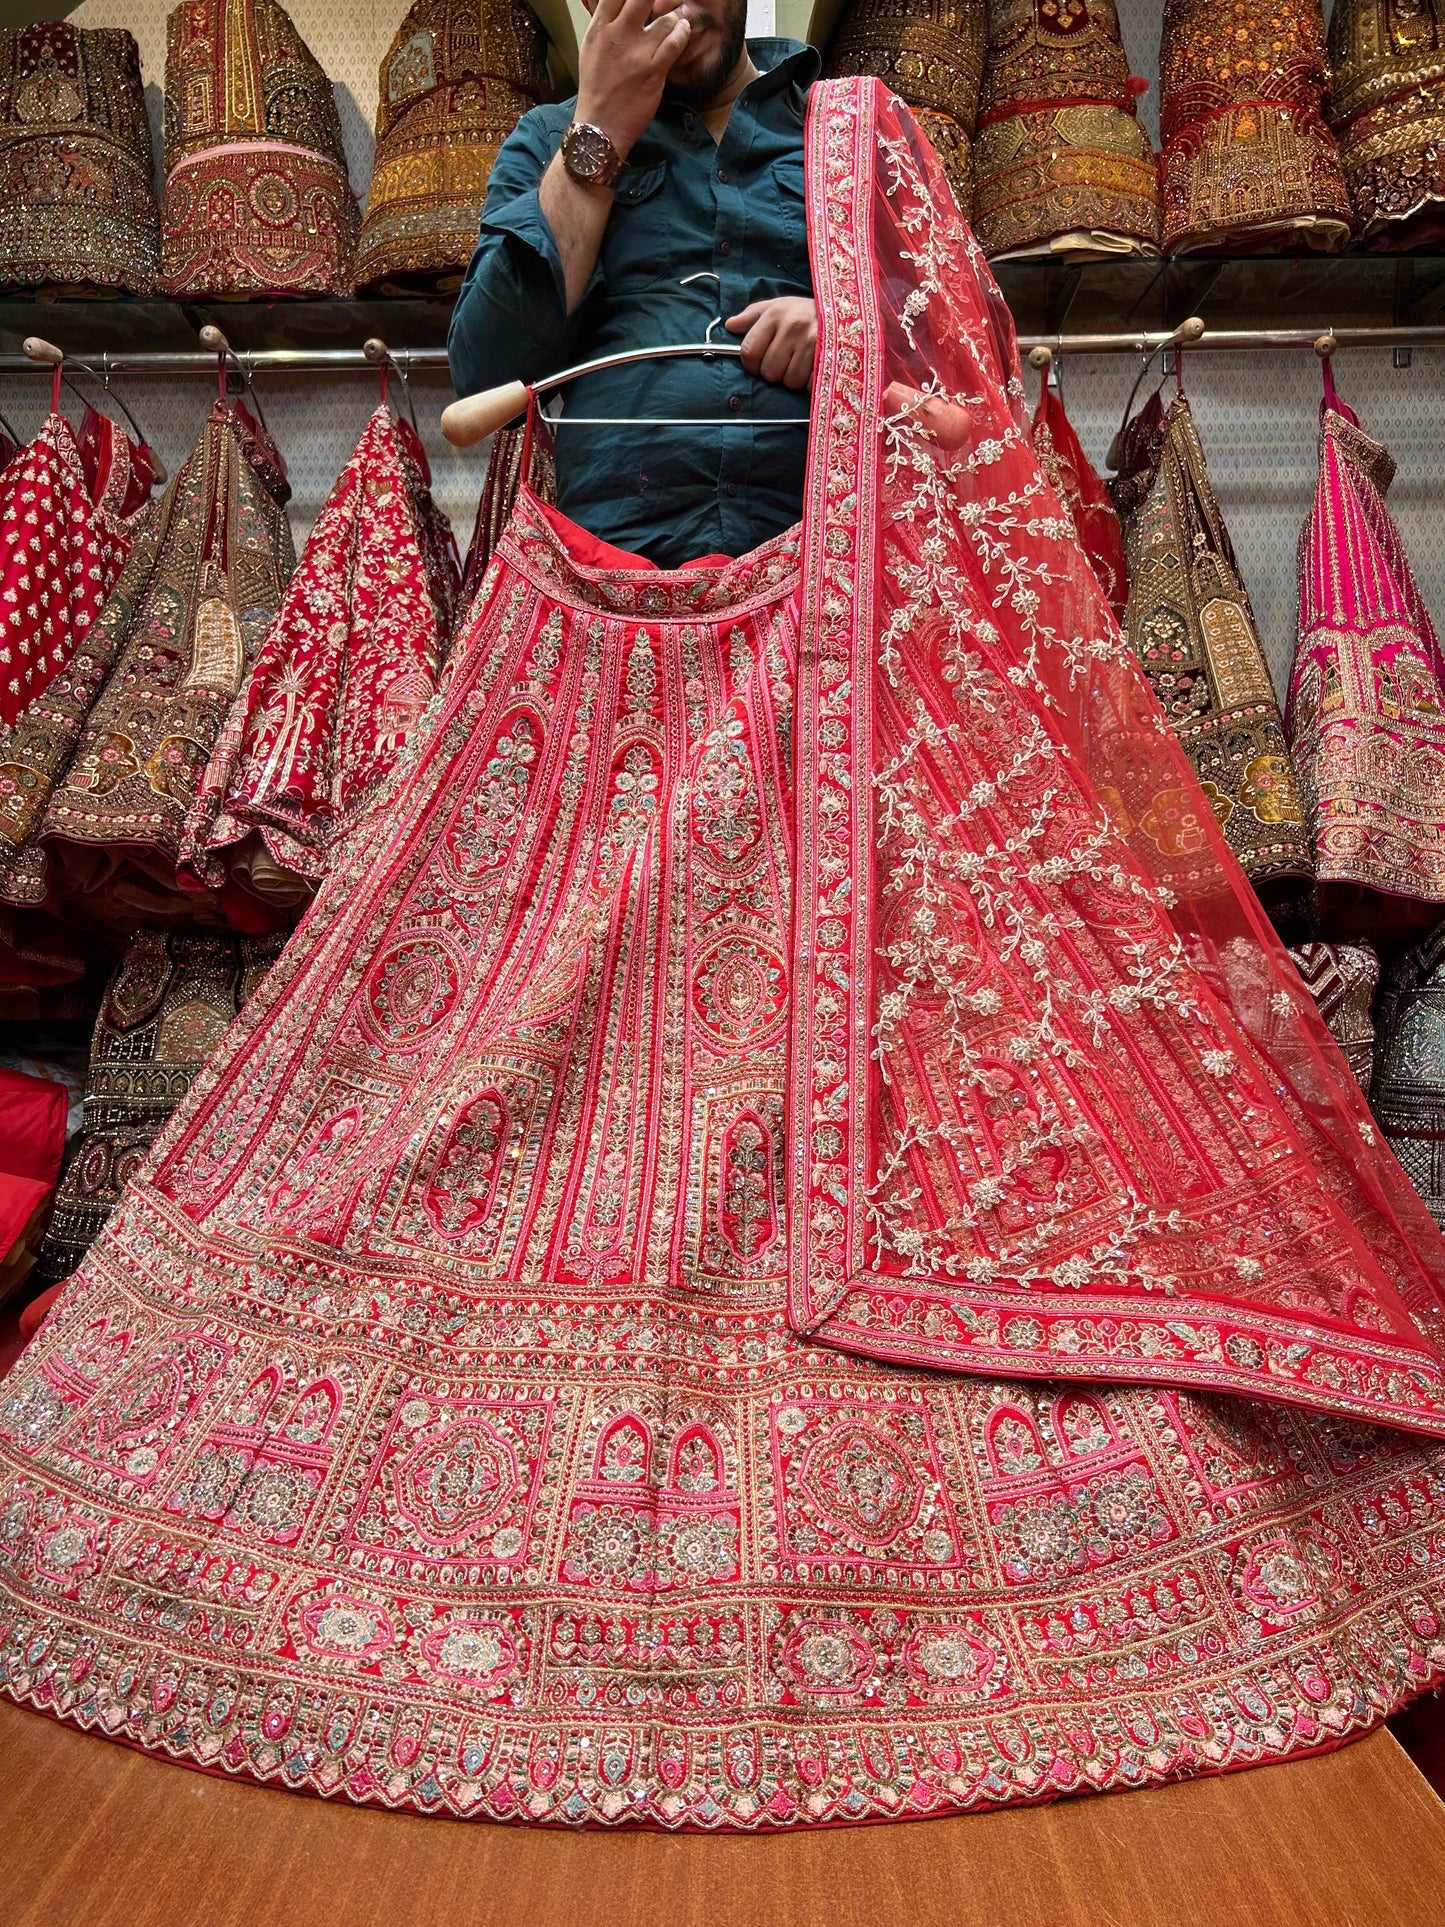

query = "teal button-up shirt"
(448, 39), (818, 568)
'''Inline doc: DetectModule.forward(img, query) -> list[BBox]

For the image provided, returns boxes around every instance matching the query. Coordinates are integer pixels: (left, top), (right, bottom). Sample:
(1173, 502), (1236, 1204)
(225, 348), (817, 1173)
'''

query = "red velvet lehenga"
(6, 82), (1445, 1830)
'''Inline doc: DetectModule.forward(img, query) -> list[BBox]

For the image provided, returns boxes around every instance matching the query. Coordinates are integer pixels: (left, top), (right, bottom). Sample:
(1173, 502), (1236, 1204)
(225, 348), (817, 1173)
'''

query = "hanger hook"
(1115, 316), (1205, 443)
(365, 336), (419, 436)
(197, 323), (271, 437)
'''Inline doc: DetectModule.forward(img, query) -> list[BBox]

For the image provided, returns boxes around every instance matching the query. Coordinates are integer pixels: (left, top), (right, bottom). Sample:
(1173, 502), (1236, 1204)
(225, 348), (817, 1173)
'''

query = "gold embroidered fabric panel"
(1113, 390), (1314, 901)
(824, 0), (986, 215)
(971, 0), (1160, 260)
(355, 0), (550, 295)
(1159, 0), (1355, 253)
(0, 23), (158, 296)
(1329, 0), (1445, 248)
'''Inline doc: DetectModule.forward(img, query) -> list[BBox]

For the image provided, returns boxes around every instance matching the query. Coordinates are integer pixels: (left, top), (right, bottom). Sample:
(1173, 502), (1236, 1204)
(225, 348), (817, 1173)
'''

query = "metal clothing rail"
(1015, 324), (1445, 356)
(0, 347), (453, 376)
(0, 325), (1443, 378)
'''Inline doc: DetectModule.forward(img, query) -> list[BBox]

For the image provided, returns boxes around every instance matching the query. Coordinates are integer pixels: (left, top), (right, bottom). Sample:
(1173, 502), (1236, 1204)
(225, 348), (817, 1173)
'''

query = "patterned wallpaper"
(38, 0), (1444, 699)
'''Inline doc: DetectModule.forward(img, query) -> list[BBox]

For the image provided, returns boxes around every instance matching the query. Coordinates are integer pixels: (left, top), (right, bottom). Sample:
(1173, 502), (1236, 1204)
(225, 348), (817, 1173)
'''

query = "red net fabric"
(789, 81), (1445, 1433)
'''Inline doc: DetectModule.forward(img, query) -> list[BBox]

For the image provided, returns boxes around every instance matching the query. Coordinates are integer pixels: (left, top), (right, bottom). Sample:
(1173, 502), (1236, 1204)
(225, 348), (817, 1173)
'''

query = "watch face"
(565, 122), (615, 182)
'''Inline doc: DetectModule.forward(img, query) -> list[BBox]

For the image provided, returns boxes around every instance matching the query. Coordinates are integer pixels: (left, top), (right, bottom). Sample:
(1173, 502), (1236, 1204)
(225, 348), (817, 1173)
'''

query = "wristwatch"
(561, 120), (624, 189)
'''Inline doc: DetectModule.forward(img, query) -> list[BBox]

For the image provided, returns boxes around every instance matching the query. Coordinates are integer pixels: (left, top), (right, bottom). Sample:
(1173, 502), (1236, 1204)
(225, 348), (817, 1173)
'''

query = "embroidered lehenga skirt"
(6, 82), (1445, 1830)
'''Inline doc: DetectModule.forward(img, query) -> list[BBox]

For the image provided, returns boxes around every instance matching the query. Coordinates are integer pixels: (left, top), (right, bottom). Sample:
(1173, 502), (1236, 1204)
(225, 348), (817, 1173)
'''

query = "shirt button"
(717, 167), (729, 183)
(726, 482), (738, 496)
(727, 395), (742, 411)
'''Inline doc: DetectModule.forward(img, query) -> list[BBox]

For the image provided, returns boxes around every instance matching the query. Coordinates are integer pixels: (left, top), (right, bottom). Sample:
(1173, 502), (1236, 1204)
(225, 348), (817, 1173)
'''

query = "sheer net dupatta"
(789, 80), (1445, 1435)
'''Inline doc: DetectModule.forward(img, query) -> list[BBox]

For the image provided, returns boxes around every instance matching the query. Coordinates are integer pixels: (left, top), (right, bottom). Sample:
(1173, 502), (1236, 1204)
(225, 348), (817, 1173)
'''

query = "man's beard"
(662, 1), (748, 106)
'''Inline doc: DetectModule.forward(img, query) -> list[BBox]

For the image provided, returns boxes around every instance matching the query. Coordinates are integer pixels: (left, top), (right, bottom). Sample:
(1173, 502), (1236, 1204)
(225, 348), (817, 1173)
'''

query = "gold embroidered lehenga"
(159, 0), (358, 299)
(5, 83), (1445, 1832)
(970, 0), (1160, 260)
(1159, 0), (1355, 254)
(1329, 0), (1445, 251)
(354, 0), (552, 296)
(1112, 384), (1315, 911)
(0, 21), (158, 296)
(824, 0), (986, 213)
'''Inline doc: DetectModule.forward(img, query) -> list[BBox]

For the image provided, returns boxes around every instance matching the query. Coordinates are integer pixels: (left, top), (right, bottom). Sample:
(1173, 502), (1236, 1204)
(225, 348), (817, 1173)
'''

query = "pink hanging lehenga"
(6, 81), (1445, 1830)
(1288, 358), (1445, 936)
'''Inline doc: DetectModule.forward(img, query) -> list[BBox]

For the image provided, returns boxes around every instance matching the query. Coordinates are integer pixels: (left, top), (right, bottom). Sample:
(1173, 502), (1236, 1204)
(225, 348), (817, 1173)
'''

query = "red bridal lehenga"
(7, 81), (1445, 1830)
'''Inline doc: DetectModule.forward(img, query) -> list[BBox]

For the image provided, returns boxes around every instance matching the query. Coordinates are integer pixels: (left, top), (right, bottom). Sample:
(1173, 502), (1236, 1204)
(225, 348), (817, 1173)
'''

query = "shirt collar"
(741, 36), (821, 95)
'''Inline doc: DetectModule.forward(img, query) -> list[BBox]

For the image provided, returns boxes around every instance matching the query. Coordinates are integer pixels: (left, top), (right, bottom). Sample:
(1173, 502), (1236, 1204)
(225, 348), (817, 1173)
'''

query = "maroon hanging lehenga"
(4, 82), (1445, 1831)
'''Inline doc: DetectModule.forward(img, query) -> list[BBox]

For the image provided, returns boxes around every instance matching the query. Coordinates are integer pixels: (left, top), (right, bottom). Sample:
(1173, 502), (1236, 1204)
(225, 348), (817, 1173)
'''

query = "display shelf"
(1, 254), (1443, 376)
(993, 251), (1445, 340)
(0, 296), (454, 363)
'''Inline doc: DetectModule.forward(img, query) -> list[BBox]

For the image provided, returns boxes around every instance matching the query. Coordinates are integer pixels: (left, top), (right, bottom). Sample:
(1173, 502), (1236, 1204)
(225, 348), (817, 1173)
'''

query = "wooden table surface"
(4, 1700), (1444, 1927)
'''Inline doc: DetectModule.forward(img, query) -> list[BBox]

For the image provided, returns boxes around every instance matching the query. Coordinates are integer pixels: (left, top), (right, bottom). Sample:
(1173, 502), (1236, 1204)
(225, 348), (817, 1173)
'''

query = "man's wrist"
(562, 114), (628, 188)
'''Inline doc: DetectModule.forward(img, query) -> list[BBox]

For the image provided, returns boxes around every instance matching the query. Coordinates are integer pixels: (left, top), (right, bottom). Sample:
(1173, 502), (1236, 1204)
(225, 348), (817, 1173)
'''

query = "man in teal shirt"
(447, 0), (818, 568)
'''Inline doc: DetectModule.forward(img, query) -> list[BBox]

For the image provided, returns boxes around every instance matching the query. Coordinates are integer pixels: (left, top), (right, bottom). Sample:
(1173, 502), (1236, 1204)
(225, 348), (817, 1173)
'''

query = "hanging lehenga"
(182, 400), (459, 905)
(1030, 373), (1127, 620)
(1288, 361), (1445, 939)
(7, 81), (1445, 1831)
(34, 387), (295, 934)
(0, 378), (157, 733)
(1112, 381), (1315, 913)
(0, 374), (159, 986)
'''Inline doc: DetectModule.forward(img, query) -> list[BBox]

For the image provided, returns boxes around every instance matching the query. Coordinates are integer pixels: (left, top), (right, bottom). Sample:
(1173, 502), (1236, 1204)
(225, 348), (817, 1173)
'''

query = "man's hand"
(577, 0), (693, 160)
(724, 297), (817, 390)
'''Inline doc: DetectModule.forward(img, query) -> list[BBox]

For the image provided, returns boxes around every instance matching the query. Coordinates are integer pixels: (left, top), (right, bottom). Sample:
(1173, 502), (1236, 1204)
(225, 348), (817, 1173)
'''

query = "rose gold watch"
(561, 120), (624, 189)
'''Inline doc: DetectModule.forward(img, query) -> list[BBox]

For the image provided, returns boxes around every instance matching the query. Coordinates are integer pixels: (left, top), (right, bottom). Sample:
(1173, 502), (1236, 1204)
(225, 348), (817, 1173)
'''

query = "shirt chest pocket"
(604, 162), (669, 287)
(770, 155), (808, 281)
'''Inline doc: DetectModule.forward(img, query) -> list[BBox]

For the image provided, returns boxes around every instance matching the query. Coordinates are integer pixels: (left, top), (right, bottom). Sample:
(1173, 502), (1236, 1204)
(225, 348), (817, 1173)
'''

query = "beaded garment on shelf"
(1112, 386), (1314, 905)
(6, 84), (1445, 1832)
(355, 0), (550, 295)
(0, 23), (158, 296)
(824, 0), (986, 213)
(1287, 366), (1445, 924)
(1329, 0), (1445, 250)
(184, 404), (460, 901)
(159, 0), (359, 299)
(1159, 0), (1355, 253)
(970, 0), (1159, 260)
